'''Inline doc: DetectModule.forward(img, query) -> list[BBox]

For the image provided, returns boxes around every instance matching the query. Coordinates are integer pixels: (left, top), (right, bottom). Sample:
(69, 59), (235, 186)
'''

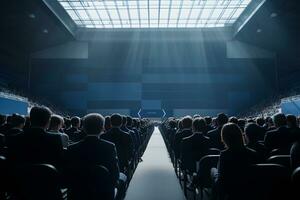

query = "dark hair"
(49, 115), (64, 130)
(126, 116), (133, 127)
(192, 118), (207, 133)
(11, 114), (26, 128)
(104, 116), (111, 131)
(169, 120), (177, 129)
(181, 116), (193, 129)
(122, 116), (127, 126)
(30, 106), (52, 128)
(82, 113), (104, 135)
(287, 114), (297, 128)
(273, 113), (287, 127)
(229, 116), (238, 124)
(256, 117), (265, 126)
(221, 123), (244, 149)
(244, 123), (261, 143)
(71, 116), (81, 127)
(64, 118), (71, 129)
(237, 119), (246, 129)
(217, 113), (228, 126)
(204, 116), (212, 125)
(110, 114), (123, 127)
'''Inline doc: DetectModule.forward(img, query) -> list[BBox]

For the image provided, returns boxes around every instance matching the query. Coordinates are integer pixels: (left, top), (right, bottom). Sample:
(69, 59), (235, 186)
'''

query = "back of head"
(286, 114), (297, 128)
(11, 114), (26, 128)
(104, 116), (111, 131)
(237, 119), (246, 129)
(30, 106), (52, 129)
(256, 117), (265, 126)
(49, 115), (64, 131)
(217, 113), (228, 127)
(110, 113), (123, 127)
(229, 116), (238, 124)
(122, 116), (127, 126)
(82, 113), (104, 135)
(71, 116), (81, 128)
(169, 120), (177, 129)
(244, 123), (261, 143)
(181, 116), (193, 129)
(221, 123), (244, 149)
(204, 116), (212, 126)
(64, 118), (71, 129)
(192, 117), (207, 133)
(126, 116), (133, 127)
(273, 113), (287, 128)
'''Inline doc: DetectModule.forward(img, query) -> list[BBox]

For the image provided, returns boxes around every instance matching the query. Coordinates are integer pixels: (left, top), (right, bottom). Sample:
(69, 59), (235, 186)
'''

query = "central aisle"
(124, 127), (186, 200)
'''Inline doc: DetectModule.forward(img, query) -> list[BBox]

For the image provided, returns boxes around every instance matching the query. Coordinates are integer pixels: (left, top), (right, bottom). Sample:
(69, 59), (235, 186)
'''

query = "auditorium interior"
(1, 0), (300, 200)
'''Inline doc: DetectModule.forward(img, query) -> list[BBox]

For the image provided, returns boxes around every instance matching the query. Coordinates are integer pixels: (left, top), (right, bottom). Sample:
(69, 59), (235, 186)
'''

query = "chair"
(267, 155), (291, 170)
(0, 156), (8, 199)
(207, 148), (221, 155)
(194, 155), (220, 200)
(13, 164), (63, 200)
(246, 164), (291, 200)
(291, 167), (300, 197)
(66, 165), (115, 200)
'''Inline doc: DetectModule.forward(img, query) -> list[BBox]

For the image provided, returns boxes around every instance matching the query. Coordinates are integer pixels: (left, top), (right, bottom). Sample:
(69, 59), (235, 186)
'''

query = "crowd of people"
(160, 113), (300, 200)
(0, 106), (154, 200)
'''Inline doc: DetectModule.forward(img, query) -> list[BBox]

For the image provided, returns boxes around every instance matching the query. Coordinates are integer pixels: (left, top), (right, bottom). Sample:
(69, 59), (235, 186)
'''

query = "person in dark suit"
(173, 116), (194, 159)
(211, 123), (259, 200)
(5, 114), (25, 137)
(181, 117), (210, 173)
(7, 106), (63, 167)
(65, 116), (82, 142)
(287, 114), (300, 140)
(101, 114), (134, 172)
(264, 113), (295, 153)
(207, 113), (228, 150)
(65, 113), (119, 186)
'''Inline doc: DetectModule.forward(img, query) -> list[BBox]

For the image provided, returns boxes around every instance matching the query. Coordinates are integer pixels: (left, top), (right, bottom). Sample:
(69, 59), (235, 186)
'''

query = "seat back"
(247, 164), (291, 200)
(14, 164), (63, 200)
(196, 155), (219, 188)
(66, 165), (114, 200)
(267, 155), (291, 170)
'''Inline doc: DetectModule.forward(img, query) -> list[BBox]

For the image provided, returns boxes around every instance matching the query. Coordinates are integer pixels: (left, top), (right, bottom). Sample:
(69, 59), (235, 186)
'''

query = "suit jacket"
(208, 127), (224, 150)
(264, 126), (295, 151)
(181, 133), (210, 172)
(121, 126), (138, 152)
(64, 136), (119, 186)
(173, 129), (193, 158)
(65, 127), (84, 142)
(7, 127), (63, 166)
(101, 128), (133, 171)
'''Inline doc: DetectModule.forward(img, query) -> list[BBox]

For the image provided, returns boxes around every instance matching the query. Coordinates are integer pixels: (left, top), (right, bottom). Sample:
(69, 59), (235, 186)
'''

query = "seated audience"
(5, 114), (25, 136)
(181, 117), (210, 173)
(7, 106), (64, 166)
(65, 116), (83, 142)
(264, 113), (295, 153)
(104, 116), (112, 132)
(208, 113), (228, 150)
(287, 114), (300, 140)
(48, 115), (69, 148)
(211, 123), (259, 200)
(64, 113), (120, 186)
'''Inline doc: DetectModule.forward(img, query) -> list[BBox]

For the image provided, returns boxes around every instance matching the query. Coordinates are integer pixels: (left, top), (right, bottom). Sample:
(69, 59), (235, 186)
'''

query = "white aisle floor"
(124, 127), (186, 200)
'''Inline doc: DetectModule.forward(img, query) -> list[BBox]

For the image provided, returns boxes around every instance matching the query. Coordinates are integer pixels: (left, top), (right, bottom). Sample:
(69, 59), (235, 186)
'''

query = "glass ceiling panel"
(57, 0), (253, 29)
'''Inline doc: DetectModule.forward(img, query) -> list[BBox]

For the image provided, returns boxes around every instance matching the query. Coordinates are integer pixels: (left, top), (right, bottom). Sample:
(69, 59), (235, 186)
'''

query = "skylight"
(58, 0), (252, 29)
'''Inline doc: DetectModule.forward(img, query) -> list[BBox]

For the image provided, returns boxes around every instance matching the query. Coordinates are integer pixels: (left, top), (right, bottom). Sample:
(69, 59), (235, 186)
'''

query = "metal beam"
(42, 0), (77, 37)
(233, 0), (266, 38)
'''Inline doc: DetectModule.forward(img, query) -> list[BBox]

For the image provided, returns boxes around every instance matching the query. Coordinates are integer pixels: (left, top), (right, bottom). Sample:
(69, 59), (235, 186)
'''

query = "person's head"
(221, 123), (244, 149)
(49, 115), (64, 131)
(237, 119), (246, 130)
(0, 114), (6, 125)
(71, 116), (81, 128)
(104, 116), (111, 131)
(286, 114), (298, 128)
(256, 117), (265, 127)
(266, 116), (274, 126)
(244, 123), (261, 144)
(229, 116), (238, 124)
(126, 116), (133, 127)
(64, 118), (71, 129)
(181, 116), (193, 129)
(204, 116), (212, 126)
(82, 113), (104, 135)
(110, 113), (123, 128)
(122, 116), (127, 126)
(273, 113), (287, 128)
(169, 120), (177, 129)
(193, 114), (201, 119)
(11, 114), (26, 129)
(192, 117), (207, 133)
(216, 113), (228, 127)
(29, 106), (52, 129)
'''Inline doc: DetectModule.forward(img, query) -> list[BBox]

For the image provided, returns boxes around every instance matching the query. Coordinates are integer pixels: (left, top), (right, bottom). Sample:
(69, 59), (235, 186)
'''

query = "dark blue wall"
(31, 40), (276, 117)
